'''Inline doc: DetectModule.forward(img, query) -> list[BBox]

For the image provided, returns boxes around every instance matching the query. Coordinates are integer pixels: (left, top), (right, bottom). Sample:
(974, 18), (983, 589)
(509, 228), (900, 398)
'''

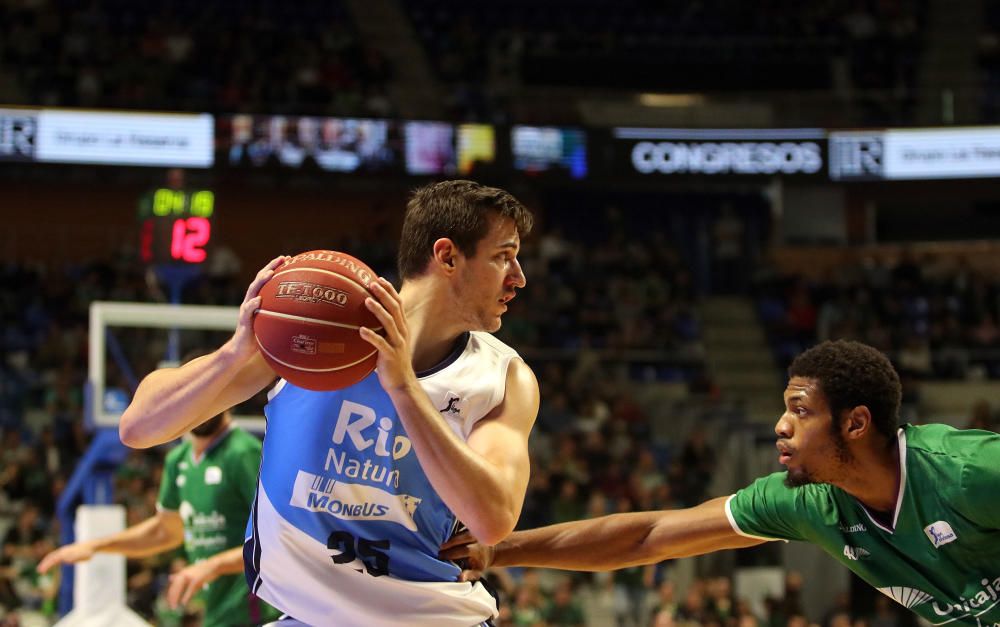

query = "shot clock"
(137, 188), (215, 265)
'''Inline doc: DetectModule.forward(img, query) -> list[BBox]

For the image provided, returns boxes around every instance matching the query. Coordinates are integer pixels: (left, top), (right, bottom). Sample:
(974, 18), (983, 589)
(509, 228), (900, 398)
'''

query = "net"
(88, 301), (266, 432)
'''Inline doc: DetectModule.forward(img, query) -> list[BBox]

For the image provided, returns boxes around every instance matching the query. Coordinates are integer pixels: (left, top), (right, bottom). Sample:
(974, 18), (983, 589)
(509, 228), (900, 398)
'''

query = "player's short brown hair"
(789, 340), (902, 442)
(397, 180), (533, 280)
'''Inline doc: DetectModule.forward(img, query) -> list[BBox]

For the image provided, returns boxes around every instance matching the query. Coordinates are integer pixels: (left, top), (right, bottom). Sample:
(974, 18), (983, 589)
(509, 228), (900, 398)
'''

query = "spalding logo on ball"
(253, 250), (382, 391)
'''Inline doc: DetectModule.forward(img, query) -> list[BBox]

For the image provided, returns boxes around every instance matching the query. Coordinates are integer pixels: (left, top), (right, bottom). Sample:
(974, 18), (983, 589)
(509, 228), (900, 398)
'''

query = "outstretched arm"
(38, 510), (185, 573)
(441, 496), (766, 572)
(119, 257), (286, 448)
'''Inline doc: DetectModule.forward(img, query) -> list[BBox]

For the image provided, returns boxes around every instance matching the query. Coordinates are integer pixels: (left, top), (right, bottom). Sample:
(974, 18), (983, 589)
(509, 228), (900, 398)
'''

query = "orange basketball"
(253, 250), (381, 390)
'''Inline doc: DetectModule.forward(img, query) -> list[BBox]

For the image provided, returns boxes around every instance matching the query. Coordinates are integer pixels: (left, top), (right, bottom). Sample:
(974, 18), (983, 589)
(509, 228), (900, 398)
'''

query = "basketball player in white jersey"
(119, 180), (540, 626)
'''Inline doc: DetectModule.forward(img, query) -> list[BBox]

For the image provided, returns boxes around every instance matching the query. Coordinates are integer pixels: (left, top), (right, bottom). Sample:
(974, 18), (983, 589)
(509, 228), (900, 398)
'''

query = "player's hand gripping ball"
(253, 250), (382, 390)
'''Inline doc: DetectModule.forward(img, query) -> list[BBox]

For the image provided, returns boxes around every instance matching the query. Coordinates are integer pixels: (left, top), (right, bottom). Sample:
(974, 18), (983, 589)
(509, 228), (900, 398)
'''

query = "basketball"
(253, 250), (381, 390)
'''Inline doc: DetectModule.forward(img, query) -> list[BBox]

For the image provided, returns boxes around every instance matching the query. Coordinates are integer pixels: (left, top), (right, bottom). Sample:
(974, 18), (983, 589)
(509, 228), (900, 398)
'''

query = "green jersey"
(727, 424), (1000, 626)
(158, 426), (280, 627)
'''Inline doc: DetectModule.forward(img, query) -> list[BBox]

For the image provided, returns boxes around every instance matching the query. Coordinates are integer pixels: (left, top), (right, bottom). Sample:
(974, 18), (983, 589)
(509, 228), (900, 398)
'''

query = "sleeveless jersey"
(246, 331), (519, 626)
(727, 424), (1000, 626)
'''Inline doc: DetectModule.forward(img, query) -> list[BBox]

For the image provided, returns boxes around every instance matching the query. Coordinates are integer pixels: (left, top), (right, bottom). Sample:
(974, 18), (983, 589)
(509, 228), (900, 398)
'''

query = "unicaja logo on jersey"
(878, 586), (933, 609)
(924, 521), (957, 548)
(879, 577), (1000, 623)
(291, 470), (422, 531)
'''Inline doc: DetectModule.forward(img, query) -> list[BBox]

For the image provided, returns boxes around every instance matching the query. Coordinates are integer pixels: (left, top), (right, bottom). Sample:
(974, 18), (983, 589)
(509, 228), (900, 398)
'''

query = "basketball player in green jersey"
(443, 341), (1000, 626)
(39, 406), (280, 626)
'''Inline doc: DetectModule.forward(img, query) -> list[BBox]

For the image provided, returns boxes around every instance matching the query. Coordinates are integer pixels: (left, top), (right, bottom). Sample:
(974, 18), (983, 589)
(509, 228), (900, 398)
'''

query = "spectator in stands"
(0, 1), (391, 116)
(677, 426), (716, 506)
(868, 595), (901, 627)
(611, 561), (650, 627)
(896, 334), (933, 379)
(821, 591), (853, 627)
(0, 504), (56, 618)
(510, 584), (546, 626)
(543, 578), (585, 626)
(705, 576), (735, 624)
(550, 479), (586, 525)
(676, 579), (709, 624)
(650, 579), (678, 626)
(712, 204), (747, 294)
(966, 399), (996, 431)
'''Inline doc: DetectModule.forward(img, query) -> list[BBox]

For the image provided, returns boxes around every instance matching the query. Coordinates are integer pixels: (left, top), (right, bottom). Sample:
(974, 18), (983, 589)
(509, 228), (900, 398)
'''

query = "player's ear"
(844, 406), (872, 441)
(432, 238), (458, 272)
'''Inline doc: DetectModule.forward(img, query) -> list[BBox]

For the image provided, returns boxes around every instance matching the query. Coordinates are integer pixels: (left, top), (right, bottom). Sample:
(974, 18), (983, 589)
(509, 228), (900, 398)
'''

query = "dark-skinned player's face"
(775, 377), (853, 487)
(454, 215), (526, 332)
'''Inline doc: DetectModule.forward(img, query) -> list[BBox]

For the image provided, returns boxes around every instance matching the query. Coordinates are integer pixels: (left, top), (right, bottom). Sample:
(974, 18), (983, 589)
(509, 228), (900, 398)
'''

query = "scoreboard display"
(138, 188), (215, 265)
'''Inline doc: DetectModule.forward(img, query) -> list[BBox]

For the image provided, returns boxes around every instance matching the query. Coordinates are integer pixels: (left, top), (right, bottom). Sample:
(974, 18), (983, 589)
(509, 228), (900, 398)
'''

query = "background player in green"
(38, 399), (280, 626)
(443, 340), (1000, 626)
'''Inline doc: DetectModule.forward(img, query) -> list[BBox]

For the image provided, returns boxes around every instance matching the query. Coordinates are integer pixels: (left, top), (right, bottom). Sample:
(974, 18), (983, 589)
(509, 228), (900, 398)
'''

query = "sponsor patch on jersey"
(290, 470), (422, 531)
(923, 521), (957, 548)
(204, 466), (223, 485)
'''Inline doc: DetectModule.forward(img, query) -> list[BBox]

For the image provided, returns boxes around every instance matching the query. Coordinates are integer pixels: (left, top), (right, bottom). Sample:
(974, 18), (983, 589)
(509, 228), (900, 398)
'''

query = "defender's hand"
(227, 255), (289, 362)
(37, 542), (96, 574)
(359, 278), (418, 392)
(439, 531), (497, 582)
(167, 559), (218, 608)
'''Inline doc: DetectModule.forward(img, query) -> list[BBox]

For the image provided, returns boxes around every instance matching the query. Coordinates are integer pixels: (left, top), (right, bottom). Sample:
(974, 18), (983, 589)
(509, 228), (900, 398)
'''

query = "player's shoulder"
(164, 440), (192, 466)
(741, 472), (840, 514)
(221, 426), (263, 454)
(902, 423), (1000, 464)
(902, 424), (1000, 504)
(730, 472), (840, 540)
(748, 470), (836, 498)
(469, 331), (520, 359)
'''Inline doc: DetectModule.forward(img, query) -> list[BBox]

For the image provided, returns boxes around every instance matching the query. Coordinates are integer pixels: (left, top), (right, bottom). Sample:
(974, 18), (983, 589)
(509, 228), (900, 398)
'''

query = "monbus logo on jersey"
(290, 470), (421, 531)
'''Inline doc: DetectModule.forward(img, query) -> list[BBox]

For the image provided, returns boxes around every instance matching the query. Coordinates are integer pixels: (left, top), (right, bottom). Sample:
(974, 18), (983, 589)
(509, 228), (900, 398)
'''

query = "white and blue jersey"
(245, 331), (519, 626)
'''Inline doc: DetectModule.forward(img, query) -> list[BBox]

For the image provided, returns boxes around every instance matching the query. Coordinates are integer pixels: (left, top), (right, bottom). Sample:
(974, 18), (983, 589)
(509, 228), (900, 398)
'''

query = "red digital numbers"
(169, 217), (211, 263)
(140, 219), (155, 263)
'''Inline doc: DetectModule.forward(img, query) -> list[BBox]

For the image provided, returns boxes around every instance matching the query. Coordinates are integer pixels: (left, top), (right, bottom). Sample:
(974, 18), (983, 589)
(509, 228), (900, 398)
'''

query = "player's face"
(455, 215), (526, 332)
(775, 377), (853, 487)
